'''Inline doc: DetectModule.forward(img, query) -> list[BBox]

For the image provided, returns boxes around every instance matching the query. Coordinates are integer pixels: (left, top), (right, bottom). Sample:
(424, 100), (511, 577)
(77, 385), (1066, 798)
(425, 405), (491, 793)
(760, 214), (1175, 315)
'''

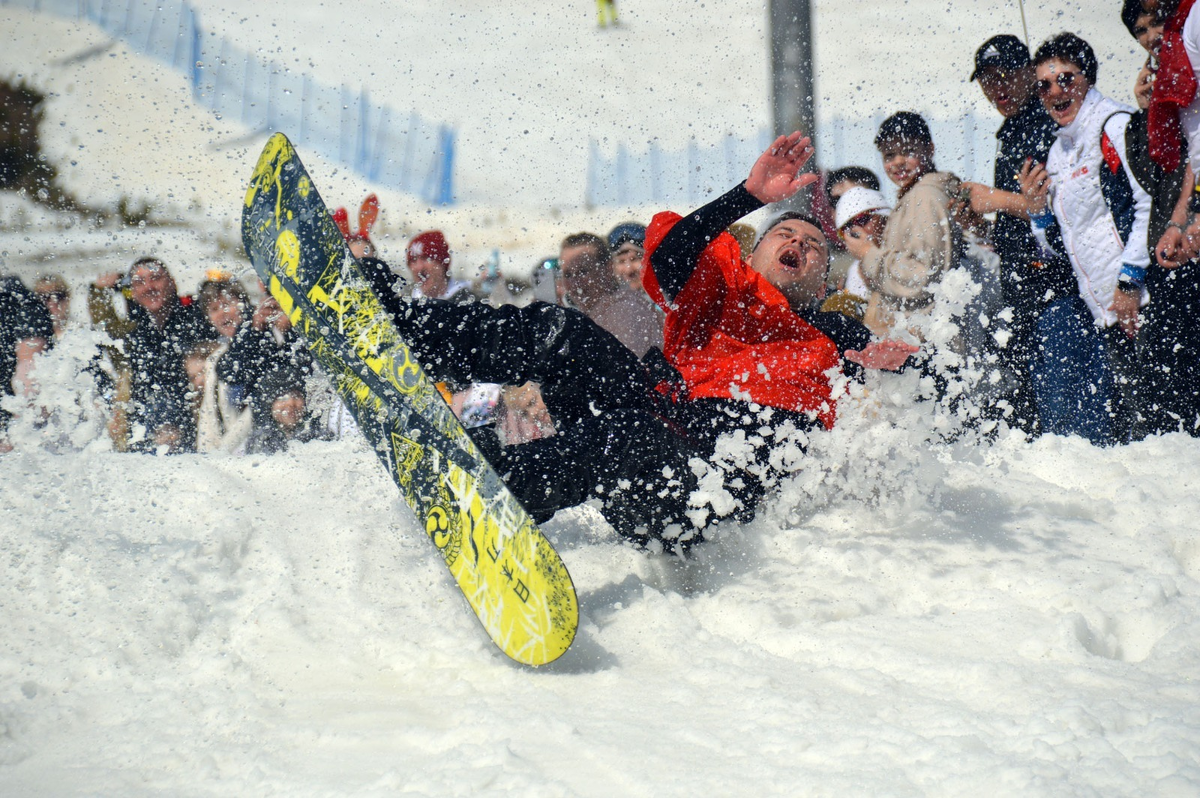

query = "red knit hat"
(406, 230), (451, 266)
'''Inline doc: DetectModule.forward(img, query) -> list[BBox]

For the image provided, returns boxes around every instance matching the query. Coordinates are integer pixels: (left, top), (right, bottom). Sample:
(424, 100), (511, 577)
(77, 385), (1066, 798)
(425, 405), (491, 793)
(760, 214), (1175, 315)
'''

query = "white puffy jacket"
(1033, 89), (1152, 327)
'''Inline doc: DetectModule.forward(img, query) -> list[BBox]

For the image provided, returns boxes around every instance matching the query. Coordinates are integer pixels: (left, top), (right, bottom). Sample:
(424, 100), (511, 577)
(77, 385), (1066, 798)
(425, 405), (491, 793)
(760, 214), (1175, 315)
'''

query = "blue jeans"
(1031, 294), (1117, 446)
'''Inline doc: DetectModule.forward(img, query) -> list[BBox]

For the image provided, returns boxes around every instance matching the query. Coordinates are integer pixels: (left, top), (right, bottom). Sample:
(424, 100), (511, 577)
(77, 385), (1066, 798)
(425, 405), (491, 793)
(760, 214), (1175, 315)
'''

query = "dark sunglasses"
(1036, 71), (1079, 97)
(38, 291), (68, 302)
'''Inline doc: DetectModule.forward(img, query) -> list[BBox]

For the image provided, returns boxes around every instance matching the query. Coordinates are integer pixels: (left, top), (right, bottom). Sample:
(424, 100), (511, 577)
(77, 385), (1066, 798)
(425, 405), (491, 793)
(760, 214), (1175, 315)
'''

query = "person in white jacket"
(1022, 33), (1153, 443)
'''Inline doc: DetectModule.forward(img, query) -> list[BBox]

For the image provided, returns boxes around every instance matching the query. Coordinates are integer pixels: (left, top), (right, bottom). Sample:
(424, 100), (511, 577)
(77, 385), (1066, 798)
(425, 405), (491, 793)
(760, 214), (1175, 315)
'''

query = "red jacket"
(643, 211), (842, 429)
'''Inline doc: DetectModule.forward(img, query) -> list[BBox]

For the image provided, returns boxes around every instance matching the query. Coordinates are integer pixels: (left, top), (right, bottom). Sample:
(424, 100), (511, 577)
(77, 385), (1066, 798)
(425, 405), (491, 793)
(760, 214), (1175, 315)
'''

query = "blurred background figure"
(558, 232), (663, 358)
(596, 0), (618, 28)
(607, 221), (647, 290)
(89, 257), (207, 452)
(825, 187), (891, 321)
(824, 165), (882, 207)
(333, 194), (380, 260)
(247, 369), (331, 454)
(406, 230), (471, 302)
(822, 166), (883, 291)
(0, 275), (53, 452)
(32, 274), (71, 339)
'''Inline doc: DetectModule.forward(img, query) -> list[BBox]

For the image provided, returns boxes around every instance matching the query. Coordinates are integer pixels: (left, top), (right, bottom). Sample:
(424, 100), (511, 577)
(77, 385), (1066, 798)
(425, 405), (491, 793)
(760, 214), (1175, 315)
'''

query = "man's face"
(129, 264), (174, 314)
(843, 213), (888, 248)
(1133, 12), (1165, 54)
(611, 241), (645, 288)
(749, 219), (829, 308)
(271, 392), (306, 430)
(206, 291), (244, 338)
(408, 257), (450, 297)
(35, 285), (69, 329)
(559, 243), (614, 303)
(978, 65), (1035, 119)
(1036, 58), (1090, 127)
(878, 140), (934, 187)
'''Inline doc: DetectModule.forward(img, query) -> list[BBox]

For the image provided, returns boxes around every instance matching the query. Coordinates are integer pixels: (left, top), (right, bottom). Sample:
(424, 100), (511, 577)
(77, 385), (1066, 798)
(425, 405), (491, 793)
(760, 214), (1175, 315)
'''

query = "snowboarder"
(357, 133), (913, 552)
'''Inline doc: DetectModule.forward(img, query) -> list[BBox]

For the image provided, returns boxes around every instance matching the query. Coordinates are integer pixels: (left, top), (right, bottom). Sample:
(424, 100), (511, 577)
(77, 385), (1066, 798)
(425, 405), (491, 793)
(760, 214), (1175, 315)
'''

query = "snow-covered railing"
(4, 0), (457, 205)
(586, 112), (999, 207)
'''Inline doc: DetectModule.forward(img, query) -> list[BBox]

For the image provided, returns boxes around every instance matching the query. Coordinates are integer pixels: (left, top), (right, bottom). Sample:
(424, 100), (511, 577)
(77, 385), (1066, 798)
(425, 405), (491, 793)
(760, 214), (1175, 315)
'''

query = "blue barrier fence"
(5, 0), (456, 205)
(587, 112), (998, 207)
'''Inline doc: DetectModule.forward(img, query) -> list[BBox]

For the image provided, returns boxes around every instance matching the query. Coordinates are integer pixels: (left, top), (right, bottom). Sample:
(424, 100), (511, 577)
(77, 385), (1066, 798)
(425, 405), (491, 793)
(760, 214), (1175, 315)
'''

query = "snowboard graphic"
(241, 133), (577, 666)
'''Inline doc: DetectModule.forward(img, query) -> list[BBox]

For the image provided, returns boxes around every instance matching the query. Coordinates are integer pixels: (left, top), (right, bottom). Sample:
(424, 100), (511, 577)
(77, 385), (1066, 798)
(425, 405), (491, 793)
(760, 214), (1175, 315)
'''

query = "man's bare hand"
(253, 296), (290, 332)
(1134, 60), (1154, 111)
(745, 132), (818, 204)
(1181, 213), (1200, 263)
(94, 272), (123, 290)
(1111, 289), (1142, 339)
(842, 225), (876, 261)
(1018, 158), (1050, 215)
(845, 339), (920, 371)
(1156, 224), (1188, 268)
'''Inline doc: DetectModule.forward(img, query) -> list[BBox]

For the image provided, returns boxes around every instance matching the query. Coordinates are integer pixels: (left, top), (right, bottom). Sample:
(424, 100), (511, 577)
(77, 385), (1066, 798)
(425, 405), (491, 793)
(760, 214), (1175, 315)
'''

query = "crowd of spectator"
(2, 3), (1199, 465)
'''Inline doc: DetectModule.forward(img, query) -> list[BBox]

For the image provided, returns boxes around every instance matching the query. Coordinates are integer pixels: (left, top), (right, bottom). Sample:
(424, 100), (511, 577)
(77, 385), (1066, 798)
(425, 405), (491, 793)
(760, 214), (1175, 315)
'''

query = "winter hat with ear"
(333, 194), (380, 242)
(607, 222), (646, 251)
(835, 187), (892, 231)
(406, 230), (451, 266)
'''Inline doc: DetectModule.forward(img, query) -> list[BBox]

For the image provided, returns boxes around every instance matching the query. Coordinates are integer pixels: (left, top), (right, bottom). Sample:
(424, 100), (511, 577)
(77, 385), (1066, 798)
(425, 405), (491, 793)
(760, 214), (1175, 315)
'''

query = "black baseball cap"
(970, 35), (1031, 81)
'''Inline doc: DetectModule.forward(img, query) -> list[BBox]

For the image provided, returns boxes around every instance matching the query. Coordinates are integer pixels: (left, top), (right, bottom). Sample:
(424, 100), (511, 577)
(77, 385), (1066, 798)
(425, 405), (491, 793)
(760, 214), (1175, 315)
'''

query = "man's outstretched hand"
(844, 339), (920, 371)
(746, 132), (818, 204)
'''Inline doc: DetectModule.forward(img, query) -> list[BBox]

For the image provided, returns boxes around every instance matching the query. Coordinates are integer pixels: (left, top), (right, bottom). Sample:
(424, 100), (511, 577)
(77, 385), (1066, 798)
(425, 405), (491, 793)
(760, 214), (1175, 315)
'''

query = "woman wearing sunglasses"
(1019, 33), (1153, 445)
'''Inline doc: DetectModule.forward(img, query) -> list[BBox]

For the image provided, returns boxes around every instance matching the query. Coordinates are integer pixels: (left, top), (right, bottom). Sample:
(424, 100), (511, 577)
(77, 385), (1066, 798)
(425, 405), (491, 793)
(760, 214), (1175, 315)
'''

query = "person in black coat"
(88, 258), (209, 451)
(0, 276), (54, 449)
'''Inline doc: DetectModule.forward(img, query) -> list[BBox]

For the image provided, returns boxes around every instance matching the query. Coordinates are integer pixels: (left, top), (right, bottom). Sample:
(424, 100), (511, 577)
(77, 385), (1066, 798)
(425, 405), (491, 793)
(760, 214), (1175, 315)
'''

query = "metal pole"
(769, 0), (816, 209)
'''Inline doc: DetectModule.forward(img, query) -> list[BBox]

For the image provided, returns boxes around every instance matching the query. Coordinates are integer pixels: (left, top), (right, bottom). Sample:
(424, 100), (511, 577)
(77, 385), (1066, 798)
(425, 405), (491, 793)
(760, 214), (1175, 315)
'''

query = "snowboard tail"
(241, 133), (577, 666)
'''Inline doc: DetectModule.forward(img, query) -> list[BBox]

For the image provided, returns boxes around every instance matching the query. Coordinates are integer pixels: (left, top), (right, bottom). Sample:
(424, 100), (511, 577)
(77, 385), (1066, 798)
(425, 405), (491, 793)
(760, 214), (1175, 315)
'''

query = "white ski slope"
(2, 1), (1199, 795)
(1, 381), (1199, 795)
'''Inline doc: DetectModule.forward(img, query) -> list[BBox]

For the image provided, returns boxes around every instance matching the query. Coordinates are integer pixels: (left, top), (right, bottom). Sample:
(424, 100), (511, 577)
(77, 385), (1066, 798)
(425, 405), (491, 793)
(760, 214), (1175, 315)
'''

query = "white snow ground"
(2, 397), (1199, 795)
(2, 1), (1200, 795)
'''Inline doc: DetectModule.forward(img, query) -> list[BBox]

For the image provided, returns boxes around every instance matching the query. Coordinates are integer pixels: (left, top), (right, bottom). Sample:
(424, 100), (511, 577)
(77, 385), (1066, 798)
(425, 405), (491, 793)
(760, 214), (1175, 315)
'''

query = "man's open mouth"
(779, 250), (800, 269)
(1052, 99), (1073, 115)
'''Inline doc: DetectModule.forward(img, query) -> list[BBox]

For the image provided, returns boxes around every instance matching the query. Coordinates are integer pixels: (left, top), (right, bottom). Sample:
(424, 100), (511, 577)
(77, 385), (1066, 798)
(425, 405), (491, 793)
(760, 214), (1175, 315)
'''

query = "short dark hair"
(753, 211), (825, 251)
(560, 232), (610, 264)
(130, 256), (168, 273)
(1121, 0), (1144, 36)
(824, 166), (881, 206)
(874, 112), (933, 150)
(1032, 32), (1098, 87)
(197, 278), (250, 319)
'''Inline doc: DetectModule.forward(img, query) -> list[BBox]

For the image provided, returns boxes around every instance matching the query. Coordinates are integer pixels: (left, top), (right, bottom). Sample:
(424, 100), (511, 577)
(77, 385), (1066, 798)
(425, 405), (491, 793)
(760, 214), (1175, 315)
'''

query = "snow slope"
(1, 402), (1199, 794)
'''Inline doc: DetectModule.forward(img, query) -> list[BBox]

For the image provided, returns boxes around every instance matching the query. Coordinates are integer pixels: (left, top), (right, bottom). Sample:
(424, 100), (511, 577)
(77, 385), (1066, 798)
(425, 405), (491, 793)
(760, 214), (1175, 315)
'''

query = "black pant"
(1137, 265), (1200, 438)
(391, 299), (703, 548)
(389, 298), (817, 550)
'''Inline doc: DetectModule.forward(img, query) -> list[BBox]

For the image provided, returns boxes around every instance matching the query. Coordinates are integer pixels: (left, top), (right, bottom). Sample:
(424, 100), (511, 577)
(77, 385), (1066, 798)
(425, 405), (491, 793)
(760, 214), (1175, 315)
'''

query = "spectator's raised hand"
(253, 295), (291, 333)
(1134, 61), (1154, 111)
(1018, 158), (1050, 215)
(745, 132), (817, 204)
(94, 271), (123, 290)
(841, 224), (875, 261)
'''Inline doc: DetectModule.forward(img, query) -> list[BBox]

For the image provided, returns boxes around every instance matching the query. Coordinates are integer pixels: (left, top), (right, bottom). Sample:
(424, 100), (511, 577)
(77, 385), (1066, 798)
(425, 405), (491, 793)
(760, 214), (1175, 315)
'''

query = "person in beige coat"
(845, 113), (965, 337)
